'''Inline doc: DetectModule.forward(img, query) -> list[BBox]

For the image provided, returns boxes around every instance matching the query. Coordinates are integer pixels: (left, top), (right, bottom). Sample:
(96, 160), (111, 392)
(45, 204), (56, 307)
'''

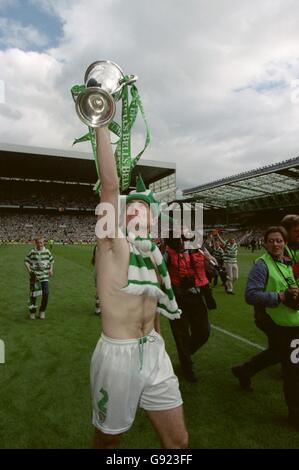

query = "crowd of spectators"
(0, 179), (271, 244)
(0, 180), (97, 210)
(0, 209), (268, 245)
(0, 213), (96, 243)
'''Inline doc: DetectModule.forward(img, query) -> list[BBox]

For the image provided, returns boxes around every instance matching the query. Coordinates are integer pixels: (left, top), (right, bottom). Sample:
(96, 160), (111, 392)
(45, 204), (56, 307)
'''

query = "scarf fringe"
(121, 283), (165, 299)
(156, 307), (181, 320)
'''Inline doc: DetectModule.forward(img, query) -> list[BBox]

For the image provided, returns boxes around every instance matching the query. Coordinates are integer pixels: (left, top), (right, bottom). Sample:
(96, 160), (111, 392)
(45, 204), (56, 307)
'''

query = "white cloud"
(0, 48), (73, 146)
(0, 17), (48, 49)
(1, 0), (299, 189)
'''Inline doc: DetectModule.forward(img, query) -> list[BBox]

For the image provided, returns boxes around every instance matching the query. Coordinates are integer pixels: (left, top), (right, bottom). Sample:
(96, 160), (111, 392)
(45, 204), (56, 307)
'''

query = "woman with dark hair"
(165, 232), (213, 383)
(232, 226), (299, 430)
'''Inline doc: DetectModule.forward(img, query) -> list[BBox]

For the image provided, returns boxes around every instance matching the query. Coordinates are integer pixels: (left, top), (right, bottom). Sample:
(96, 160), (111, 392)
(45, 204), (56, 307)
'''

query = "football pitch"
(0, 244), (298, 449)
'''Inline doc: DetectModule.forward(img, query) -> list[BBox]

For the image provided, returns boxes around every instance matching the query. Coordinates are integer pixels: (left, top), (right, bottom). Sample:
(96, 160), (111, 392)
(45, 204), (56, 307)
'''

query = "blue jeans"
(30, 279), (49, 312)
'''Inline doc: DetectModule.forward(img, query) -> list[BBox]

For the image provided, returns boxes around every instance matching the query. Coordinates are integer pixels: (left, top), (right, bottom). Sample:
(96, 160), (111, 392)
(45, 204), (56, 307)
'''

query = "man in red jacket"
(165, 232), (212, 382)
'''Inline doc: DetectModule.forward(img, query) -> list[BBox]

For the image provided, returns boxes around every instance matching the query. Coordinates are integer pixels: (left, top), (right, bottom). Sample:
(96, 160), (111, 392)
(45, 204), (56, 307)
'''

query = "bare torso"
(96, 237), (158, 339)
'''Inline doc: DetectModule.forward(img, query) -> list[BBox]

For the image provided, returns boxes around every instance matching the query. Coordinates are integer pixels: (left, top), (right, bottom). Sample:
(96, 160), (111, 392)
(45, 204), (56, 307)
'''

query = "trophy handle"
(119, 74), (138, 86)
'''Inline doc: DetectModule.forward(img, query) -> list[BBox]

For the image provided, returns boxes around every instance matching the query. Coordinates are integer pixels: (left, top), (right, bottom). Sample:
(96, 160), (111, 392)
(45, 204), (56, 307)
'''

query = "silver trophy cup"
(74, 60), (137, 128)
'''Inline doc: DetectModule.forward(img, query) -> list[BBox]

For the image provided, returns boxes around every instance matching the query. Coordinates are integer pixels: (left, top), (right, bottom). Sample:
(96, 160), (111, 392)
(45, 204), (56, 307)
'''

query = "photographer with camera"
(231, 226), (299, 430)
(165, 231), (213, 383)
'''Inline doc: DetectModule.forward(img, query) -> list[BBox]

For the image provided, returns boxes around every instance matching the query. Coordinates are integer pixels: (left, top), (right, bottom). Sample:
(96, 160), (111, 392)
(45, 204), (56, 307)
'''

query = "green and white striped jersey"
(25, 247), (54, 281)
(212, 247), (224, 262)
(223, 243), (238, 263)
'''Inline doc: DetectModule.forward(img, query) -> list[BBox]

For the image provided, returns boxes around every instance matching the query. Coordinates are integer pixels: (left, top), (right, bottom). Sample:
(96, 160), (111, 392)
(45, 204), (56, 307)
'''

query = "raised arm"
(238, 230), (253, 246)
(201, 246), (217, 265)
(95, 127), (120, 240)
(96, 127), (119, 204)
(216, 232), (225, 247)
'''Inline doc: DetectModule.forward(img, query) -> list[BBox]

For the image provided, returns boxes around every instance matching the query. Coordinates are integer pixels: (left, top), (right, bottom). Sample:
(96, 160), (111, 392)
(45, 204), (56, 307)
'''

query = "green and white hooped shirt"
(25, 247), (54, 282)
(223, 243), (238, 263)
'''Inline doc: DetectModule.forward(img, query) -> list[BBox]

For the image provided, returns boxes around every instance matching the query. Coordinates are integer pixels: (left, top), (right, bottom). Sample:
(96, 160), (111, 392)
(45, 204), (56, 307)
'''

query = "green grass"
(0, 244), (298, 448)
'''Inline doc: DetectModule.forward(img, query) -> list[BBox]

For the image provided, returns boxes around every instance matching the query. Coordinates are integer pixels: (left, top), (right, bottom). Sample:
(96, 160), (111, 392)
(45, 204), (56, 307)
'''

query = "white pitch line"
(211, 324), (265, 351)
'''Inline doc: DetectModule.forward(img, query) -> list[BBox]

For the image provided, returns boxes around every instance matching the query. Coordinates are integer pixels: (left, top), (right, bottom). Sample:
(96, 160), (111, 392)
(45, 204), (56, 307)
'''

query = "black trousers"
(30, 280), (49, 312)
(241, 309), (280, 377)
(169, 293), (210, 373)
(278, 325), (299, 419)
(242, 310), (299, 418)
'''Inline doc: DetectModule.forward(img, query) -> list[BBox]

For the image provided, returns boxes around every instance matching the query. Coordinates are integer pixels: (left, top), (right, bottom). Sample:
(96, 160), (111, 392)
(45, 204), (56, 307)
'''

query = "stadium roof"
(183, 156), (299, 213)
(0, 142), (175, 187)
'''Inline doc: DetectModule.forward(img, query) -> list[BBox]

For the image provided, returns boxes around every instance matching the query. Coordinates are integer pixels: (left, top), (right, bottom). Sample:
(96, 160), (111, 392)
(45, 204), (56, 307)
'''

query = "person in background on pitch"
(216, 234), (239, 295)
(210, 238), (226, 288)
(232, 226), (299, 430)
(24, 235), (54, 320)
(281, 214), (299, 279)
(217, 231), (251, 295)
(47, 239), (54, 251)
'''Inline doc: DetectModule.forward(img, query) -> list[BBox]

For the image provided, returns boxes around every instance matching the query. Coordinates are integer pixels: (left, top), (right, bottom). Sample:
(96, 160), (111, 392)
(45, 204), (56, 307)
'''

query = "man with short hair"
(24, 236), (54, 320)
(91, 127), (188, 449)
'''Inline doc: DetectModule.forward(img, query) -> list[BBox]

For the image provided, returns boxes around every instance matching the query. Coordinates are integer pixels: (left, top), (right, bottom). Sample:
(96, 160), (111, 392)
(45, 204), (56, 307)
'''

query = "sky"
(0, 0), (299, 190)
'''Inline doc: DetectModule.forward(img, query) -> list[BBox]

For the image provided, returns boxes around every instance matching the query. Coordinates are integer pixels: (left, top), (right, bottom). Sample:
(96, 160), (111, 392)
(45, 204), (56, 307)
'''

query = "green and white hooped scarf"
(30, 280), (42, 298)
(121, 232), (181, 320)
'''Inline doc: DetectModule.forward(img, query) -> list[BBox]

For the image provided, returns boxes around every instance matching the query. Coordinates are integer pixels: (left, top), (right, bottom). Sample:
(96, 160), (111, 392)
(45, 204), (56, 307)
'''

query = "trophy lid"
(84, 60), (124, 95)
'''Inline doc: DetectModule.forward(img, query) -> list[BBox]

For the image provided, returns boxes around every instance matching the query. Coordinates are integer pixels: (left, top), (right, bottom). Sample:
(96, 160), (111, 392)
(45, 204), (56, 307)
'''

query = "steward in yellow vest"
(232, 226), (299, 430)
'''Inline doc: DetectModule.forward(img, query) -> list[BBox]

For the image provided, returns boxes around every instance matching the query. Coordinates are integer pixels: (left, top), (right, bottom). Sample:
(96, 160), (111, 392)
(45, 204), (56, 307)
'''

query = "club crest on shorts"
(97, 388), (108, 423)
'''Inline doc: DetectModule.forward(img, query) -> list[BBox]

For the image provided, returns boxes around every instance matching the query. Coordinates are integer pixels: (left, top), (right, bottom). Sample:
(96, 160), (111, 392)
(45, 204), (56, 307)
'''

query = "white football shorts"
(90, 329), (183, 435)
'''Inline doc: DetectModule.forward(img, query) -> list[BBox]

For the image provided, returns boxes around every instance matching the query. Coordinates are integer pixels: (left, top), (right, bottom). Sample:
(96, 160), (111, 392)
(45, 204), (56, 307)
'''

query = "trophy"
(71, 60), (150, 193)
(72, 60), (138, 128)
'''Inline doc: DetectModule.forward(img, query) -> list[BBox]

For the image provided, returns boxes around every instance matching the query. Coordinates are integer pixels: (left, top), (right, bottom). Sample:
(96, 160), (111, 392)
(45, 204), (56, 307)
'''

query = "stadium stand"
(0, 143), (176, 243)
(1, 142), (298, 243)
(182, 156), (299, 229)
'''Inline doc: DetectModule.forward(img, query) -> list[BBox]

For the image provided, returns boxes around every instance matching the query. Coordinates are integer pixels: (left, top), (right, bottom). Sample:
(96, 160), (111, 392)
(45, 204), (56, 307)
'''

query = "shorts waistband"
(101, 329), (159, 345)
